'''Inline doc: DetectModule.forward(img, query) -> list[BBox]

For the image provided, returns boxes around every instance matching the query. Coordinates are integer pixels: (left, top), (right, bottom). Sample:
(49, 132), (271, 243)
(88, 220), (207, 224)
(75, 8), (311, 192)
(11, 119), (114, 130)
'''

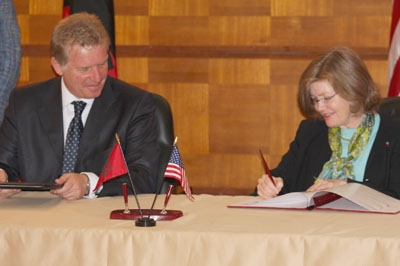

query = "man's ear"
(50, 57), (63, 76)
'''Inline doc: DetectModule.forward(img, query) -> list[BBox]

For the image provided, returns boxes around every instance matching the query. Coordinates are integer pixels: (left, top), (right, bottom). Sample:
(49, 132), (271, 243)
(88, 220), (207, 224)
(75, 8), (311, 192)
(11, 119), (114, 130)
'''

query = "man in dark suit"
(0, 13), (159, 200)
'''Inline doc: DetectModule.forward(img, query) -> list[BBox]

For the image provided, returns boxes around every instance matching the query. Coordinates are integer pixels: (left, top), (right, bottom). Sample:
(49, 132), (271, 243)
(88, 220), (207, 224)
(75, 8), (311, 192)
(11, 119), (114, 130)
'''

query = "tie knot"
(72, 101), (86, 116)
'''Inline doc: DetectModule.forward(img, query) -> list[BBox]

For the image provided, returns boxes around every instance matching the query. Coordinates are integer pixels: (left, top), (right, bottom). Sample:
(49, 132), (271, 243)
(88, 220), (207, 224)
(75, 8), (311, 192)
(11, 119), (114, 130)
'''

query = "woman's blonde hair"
(297, 46), (381, 118)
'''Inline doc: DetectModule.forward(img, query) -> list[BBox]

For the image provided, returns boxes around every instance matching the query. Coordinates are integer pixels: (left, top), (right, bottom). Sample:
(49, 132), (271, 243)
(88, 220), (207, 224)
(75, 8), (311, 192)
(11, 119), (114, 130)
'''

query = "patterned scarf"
(318, 113), (374, 180)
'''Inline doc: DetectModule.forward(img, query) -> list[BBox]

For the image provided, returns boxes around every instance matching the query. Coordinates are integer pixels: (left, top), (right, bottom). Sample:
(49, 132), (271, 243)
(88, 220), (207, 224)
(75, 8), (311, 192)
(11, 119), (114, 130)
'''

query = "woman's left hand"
(306, 178), (347, 192)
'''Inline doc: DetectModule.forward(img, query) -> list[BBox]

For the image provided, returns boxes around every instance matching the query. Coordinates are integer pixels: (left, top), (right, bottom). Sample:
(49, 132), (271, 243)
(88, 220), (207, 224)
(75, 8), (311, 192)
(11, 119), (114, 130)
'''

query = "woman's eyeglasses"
(311, 93), (337, 105)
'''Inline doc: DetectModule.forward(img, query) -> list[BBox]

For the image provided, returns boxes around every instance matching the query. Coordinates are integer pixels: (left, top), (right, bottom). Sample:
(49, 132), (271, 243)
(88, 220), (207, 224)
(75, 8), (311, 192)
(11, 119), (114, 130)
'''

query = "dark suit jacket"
(255, 115), (400, 199)
(0, 76), (160, 196)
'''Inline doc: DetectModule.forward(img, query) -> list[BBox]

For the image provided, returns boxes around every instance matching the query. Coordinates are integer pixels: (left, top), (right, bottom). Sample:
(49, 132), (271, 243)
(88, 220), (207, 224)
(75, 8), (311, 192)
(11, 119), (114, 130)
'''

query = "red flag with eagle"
(164, 144), (195, 201)
(62, 0), (118, 78)
(93, 141), (128, 191)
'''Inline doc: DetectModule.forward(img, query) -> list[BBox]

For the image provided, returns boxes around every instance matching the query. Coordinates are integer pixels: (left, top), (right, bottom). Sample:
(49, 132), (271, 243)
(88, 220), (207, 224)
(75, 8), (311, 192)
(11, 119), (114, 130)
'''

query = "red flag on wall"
(164, 145), (195, 201)
(388, 0), (400, 97)
(62, 0), (118, 78)
(93, 141), (128, 191)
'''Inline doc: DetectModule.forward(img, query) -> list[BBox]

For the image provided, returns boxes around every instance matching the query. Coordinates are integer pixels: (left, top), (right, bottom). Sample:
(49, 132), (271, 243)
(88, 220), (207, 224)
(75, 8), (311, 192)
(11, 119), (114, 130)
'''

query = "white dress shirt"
(61, 78), (100, 198)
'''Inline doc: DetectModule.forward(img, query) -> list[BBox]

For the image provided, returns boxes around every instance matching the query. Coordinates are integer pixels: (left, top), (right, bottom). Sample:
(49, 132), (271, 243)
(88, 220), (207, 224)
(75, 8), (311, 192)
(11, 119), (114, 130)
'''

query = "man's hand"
(0, 169), (20, 199)
(51, 173), (89, 200)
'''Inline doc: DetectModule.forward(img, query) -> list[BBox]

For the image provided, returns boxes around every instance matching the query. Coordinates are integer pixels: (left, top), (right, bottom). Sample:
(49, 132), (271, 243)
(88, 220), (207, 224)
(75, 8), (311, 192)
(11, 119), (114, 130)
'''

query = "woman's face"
(310, 80), (363, 129)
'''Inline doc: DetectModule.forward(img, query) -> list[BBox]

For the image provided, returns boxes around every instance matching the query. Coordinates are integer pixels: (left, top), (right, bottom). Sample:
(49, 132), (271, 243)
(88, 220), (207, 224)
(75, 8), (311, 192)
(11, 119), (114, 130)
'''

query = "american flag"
(164, 145), (194, 201)
(388, 0), (400, 96)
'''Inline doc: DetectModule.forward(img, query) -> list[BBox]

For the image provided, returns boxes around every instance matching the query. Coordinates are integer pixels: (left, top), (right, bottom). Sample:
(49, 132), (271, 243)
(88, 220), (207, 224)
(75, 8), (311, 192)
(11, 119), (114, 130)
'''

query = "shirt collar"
(61, 77), (94, 109)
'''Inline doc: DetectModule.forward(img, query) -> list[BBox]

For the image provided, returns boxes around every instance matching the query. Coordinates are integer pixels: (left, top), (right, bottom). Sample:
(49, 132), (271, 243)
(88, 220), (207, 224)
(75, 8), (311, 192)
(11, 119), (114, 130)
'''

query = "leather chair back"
(379, 97), (400, 119)
(152, 93), (177, 193)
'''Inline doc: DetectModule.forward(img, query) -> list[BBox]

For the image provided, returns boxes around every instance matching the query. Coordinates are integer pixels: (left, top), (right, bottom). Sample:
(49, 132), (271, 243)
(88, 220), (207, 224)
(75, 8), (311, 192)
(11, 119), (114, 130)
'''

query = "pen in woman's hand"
(259, 149), (276, 186)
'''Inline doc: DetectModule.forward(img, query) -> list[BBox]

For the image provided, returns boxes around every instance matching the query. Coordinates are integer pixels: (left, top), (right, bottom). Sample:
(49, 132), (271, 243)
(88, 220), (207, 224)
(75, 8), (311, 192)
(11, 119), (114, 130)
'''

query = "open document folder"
(228, 183), (400, 214)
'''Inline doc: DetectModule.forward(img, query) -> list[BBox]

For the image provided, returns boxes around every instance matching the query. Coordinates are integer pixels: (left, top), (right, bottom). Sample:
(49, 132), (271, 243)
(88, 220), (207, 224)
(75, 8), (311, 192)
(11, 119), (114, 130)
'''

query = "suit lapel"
(37, 80), (64, 164)
(35, 77), (121, 173)
(79, 78), (120, 154)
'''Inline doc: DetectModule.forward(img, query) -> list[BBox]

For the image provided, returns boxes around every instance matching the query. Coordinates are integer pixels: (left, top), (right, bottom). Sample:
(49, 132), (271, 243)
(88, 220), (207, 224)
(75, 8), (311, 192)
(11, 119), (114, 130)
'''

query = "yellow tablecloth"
(1, 192), (400, 266)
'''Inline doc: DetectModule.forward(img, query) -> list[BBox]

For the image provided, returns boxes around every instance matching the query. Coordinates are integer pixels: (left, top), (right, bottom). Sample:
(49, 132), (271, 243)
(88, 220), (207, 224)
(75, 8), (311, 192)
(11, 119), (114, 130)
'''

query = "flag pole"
(146, 136), (178, 219)
(115, 133), (144, 218)
(110, 135), (183, 223)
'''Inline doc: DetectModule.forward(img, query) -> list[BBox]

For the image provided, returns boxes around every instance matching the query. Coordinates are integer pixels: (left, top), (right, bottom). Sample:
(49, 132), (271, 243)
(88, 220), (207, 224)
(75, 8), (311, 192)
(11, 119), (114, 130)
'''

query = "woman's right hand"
(257, 174), (284, 199)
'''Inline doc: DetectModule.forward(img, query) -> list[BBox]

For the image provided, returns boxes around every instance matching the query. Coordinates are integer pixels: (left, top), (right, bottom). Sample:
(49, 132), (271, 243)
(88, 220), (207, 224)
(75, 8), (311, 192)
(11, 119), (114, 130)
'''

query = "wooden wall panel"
(150, 17), (209, 45)
(270, 59), (310, 85)
(209, 59), (270, 85)
(365, 60), (390, 95)
(209, 84), (269, 154)
(332, 0), (390, 16)
(210, 0), (270, 16)
(117, 57), (148, 84)
(270, 17), (391, 48)
(268, 59), (310, 168)
(115, 16), (149, 45)
(210, 17), (270, 46)
(13, 0), (393, 195)
(267, 84), (304, 161)
(13, 0), (29, 14)
(114, 0), (148, 15)
(26, 57), (54, 82)
(28, 15), (60, 44)
(149, 58), (208, 83)
(149, 83), (210, 155)
(149, 0), (209, 16)
(271, 0), (334, 16)
(28, 0), (60, 15)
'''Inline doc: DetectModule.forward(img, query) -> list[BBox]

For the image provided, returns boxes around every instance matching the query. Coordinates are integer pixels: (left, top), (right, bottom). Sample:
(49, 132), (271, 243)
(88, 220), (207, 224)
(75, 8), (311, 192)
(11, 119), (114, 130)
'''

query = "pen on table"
(313, 176), (320, 184)
(122, 183), (131, 214)
(258, 149), (276, 186)
(161, 184), (174, 214)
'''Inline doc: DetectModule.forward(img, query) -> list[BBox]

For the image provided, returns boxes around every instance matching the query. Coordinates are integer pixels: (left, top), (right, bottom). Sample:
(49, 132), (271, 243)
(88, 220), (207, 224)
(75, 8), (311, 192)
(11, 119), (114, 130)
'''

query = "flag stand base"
(109, 209), (183, 222)
(135, 217), (156, 227)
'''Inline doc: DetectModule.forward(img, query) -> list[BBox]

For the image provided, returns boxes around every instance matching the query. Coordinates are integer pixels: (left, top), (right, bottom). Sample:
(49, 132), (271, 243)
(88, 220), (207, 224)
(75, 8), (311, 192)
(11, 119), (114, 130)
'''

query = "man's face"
(51, 44), (109, 99)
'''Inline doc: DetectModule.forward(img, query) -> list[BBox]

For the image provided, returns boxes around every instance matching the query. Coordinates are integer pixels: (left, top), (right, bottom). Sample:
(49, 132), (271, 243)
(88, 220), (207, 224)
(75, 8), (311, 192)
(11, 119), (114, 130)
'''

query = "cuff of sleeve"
(81, 172), (102, 199)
